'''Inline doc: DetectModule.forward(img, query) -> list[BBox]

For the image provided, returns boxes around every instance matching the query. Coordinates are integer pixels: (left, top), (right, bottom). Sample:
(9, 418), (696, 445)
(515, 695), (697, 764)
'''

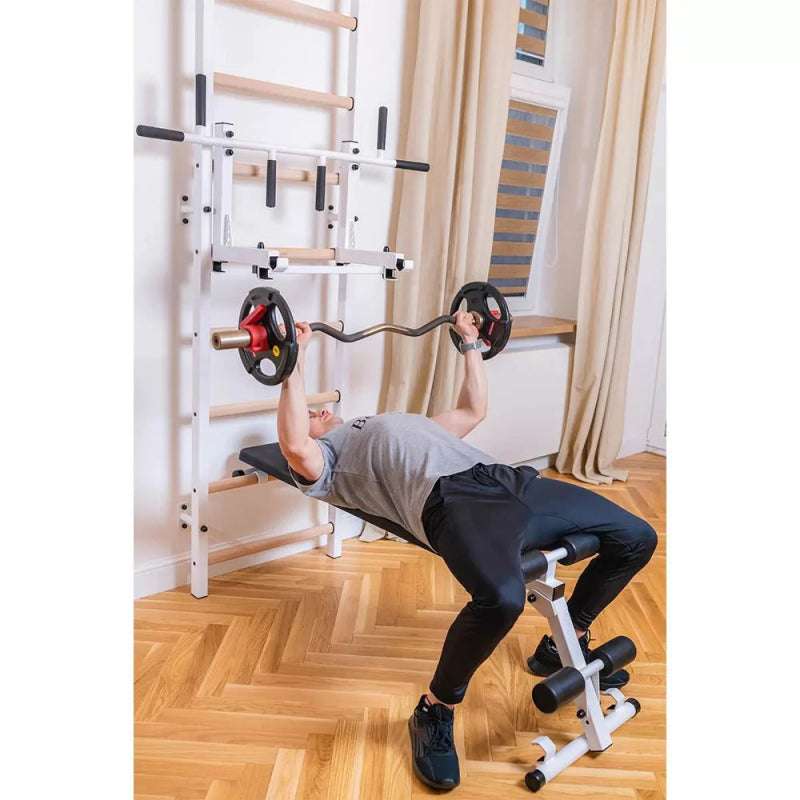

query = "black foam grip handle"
(315, 164), (326, 211)
(558, 533), (600, 565)
(592, 636), (637, 676)
(394, 159), (430, 172)
(266, 159), (277, 208)
(377, 106), (388, 150)
(136, 125), (185, 142)
(521, 549), (548, 583)
(532, 666), (585, 714)
(195, 74), (207, 126)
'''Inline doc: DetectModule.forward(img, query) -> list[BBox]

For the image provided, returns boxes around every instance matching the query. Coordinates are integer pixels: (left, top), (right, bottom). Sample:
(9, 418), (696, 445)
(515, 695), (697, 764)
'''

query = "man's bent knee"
(625, 520), (657, 568)
(474, 579), (526, 628)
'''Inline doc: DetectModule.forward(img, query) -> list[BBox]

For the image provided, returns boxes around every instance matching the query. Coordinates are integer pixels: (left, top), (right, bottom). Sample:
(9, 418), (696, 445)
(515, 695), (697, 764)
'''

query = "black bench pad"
(238, 443), (434, 553)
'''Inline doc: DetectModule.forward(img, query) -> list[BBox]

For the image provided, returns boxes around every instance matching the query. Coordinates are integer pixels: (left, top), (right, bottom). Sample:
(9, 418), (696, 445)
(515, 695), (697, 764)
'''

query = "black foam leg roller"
(592, 636), (637, 676)
(521, 549), (549, 583)
(532, 666), (585, 714)
(558, 533), (601, 565)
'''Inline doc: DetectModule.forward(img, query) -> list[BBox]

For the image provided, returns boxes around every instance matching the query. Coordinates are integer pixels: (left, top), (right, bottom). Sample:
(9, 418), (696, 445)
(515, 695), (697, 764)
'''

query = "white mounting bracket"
(179, 194), (193, 226)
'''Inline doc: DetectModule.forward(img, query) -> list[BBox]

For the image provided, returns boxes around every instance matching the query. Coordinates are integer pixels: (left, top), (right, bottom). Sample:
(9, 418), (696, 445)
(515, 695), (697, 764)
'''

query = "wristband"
(458, 340), (482, 354)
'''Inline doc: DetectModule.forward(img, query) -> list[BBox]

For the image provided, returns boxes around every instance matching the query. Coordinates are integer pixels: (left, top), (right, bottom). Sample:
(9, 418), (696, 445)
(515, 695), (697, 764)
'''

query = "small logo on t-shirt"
(351, 417), (371, 430)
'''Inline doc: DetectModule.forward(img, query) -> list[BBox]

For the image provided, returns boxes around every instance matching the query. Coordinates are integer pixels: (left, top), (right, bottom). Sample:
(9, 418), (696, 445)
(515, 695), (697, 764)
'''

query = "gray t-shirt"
(290, 412), (496, 551)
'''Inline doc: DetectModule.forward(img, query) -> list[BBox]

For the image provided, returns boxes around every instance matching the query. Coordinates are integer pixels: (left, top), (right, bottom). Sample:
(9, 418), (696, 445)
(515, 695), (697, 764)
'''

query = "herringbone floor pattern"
(135, 453), (666, 799)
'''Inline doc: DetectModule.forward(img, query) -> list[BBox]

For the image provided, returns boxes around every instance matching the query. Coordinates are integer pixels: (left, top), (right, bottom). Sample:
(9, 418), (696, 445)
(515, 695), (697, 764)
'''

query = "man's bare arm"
(432, 312), (488, 439)
(277, 323), (324, 481)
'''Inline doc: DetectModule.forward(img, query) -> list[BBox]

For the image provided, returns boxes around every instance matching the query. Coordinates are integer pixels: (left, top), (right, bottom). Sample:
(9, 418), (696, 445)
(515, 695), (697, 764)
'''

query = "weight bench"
(238, 443), (438, 554)
(237, 443), (641, 792)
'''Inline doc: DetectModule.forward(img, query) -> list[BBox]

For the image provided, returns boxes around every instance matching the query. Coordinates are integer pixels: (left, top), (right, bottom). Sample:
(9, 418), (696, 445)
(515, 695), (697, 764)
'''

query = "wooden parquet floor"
(134, 453), (666, 799)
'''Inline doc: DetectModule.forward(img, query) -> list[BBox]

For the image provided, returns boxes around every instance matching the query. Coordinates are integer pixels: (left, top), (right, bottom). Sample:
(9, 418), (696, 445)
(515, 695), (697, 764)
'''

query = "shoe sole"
(407, 717), (458, 791)
(527, 655), (556, 677)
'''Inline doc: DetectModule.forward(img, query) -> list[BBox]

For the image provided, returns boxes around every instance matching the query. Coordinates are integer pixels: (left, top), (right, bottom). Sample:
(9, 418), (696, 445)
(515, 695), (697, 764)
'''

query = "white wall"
(620, 83), (667, 458)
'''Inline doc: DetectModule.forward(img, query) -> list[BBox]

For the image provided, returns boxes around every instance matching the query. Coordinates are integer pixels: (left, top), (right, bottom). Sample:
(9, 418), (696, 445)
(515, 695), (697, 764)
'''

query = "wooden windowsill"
(509, 315), (576, 339)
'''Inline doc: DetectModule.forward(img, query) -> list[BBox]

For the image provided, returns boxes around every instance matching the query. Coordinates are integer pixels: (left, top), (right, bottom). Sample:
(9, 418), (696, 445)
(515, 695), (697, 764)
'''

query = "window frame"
(513, 0), (563, 84)
(497, 73), (570, 314)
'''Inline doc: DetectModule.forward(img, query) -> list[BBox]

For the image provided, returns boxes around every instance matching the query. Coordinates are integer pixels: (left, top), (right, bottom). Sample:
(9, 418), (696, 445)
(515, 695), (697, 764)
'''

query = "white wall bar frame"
(190, 0), (216, 599)
(326, 0), (359, 560)
(135, 0), (431, 598)
(135, 125), (426, 276)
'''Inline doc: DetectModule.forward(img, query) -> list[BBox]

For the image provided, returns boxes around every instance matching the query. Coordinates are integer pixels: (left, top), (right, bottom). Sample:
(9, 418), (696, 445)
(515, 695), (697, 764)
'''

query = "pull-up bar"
(137, 116), (429, 216)
(135, 125), (430, 172)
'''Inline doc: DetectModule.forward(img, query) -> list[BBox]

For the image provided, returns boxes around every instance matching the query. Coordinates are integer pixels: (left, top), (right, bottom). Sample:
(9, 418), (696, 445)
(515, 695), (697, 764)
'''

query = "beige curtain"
(378, 0), (519, 416)
(556, 0), (665, 484)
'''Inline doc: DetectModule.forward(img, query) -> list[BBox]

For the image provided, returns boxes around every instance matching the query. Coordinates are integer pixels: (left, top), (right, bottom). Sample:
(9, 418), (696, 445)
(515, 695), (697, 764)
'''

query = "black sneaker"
(408, 694), (460, 790)
(527, 632), (630, 690)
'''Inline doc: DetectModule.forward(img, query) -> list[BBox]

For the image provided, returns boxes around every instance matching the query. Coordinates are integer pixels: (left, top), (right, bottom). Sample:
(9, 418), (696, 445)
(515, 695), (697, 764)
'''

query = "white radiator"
(464, 343), (573, 465)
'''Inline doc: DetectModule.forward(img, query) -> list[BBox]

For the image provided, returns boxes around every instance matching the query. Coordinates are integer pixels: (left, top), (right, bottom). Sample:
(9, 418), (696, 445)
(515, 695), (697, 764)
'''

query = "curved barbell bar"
(212, 312), (482, 350)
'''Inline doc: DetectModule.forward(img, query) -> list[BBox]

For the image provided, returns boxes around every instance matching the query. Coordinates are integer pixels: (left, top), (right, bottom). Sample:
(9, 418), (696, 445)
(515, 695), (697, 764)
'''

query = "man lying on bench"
(276, 314), (657, 792)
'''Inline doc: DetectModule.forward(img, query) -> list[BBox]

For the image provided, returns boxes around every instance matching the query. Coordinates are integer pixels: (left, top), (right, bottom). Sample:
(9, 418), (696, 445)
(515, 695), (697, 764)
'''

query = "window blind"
(516, 0), (549, 67)
(489, 99), (557, 298)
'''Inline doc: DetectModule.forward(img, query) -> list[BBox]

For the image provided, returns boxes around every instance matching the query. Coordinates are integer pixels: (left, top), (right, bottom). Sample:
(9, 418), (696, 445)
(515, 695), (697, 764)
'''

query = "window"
(489, 75), (570, 310)
(516, 0), (550, 69)
(514, 0), (560, 83)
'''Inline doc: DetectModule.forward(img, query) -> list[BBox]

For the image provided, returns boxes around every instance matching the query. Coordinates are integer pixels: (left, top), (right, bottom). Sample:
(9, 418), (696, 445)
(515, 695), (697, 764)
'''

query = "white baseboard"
(618, 435), (648, 459)
(646, 443), (666, 457)
(134, 526), (364, 599)
(514, 453), (558, 471)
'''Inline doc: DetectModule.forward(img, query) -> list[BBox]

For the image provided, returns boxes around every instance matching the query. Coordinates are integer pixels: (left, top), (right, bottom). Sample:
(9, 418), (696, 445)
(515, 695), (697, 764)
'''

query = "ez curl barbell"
(212, 281), (513, 385)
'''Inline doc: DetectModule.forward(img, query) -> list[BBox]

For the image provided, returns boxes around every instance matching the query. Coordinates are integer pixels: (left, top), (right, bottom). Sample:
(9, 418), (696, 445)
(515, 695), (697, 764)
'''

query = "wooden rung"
(220, 0), (357, 30)
(516, 33), (546, 58)
(278, 247), (336, 260)
(234, 162), (340, 185)
(503, 143), (551, 166)
(209, 473), (274, 493)
(211, 390), (341, 419)
(209, 523), (334, 566)
(496, 193), (542, 212)
(499, 168), (546, 189)
(215, 72), (353, 110)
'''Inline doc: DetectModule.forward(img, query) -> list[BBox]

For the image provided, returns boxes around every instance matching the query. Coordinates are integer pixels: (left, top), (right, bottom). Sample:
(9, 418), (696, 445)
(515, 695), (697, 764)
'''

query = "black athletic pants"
(421, 463), (657, 705)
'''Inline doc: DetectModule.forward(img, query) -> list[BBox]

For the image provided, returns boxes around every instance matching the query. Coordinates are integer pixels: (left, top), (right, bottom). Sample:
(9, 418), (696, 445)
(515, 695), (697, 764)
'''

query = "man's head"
(308, 409), (344, 439)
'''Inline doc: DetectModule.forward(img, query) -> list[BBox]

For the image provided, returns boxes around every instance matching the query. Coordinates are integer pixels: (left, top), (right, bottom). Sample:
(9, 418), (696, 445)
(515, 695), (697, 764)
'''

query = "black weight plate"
(448, 281), (512, 359)
(237, 287), (298, 386)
